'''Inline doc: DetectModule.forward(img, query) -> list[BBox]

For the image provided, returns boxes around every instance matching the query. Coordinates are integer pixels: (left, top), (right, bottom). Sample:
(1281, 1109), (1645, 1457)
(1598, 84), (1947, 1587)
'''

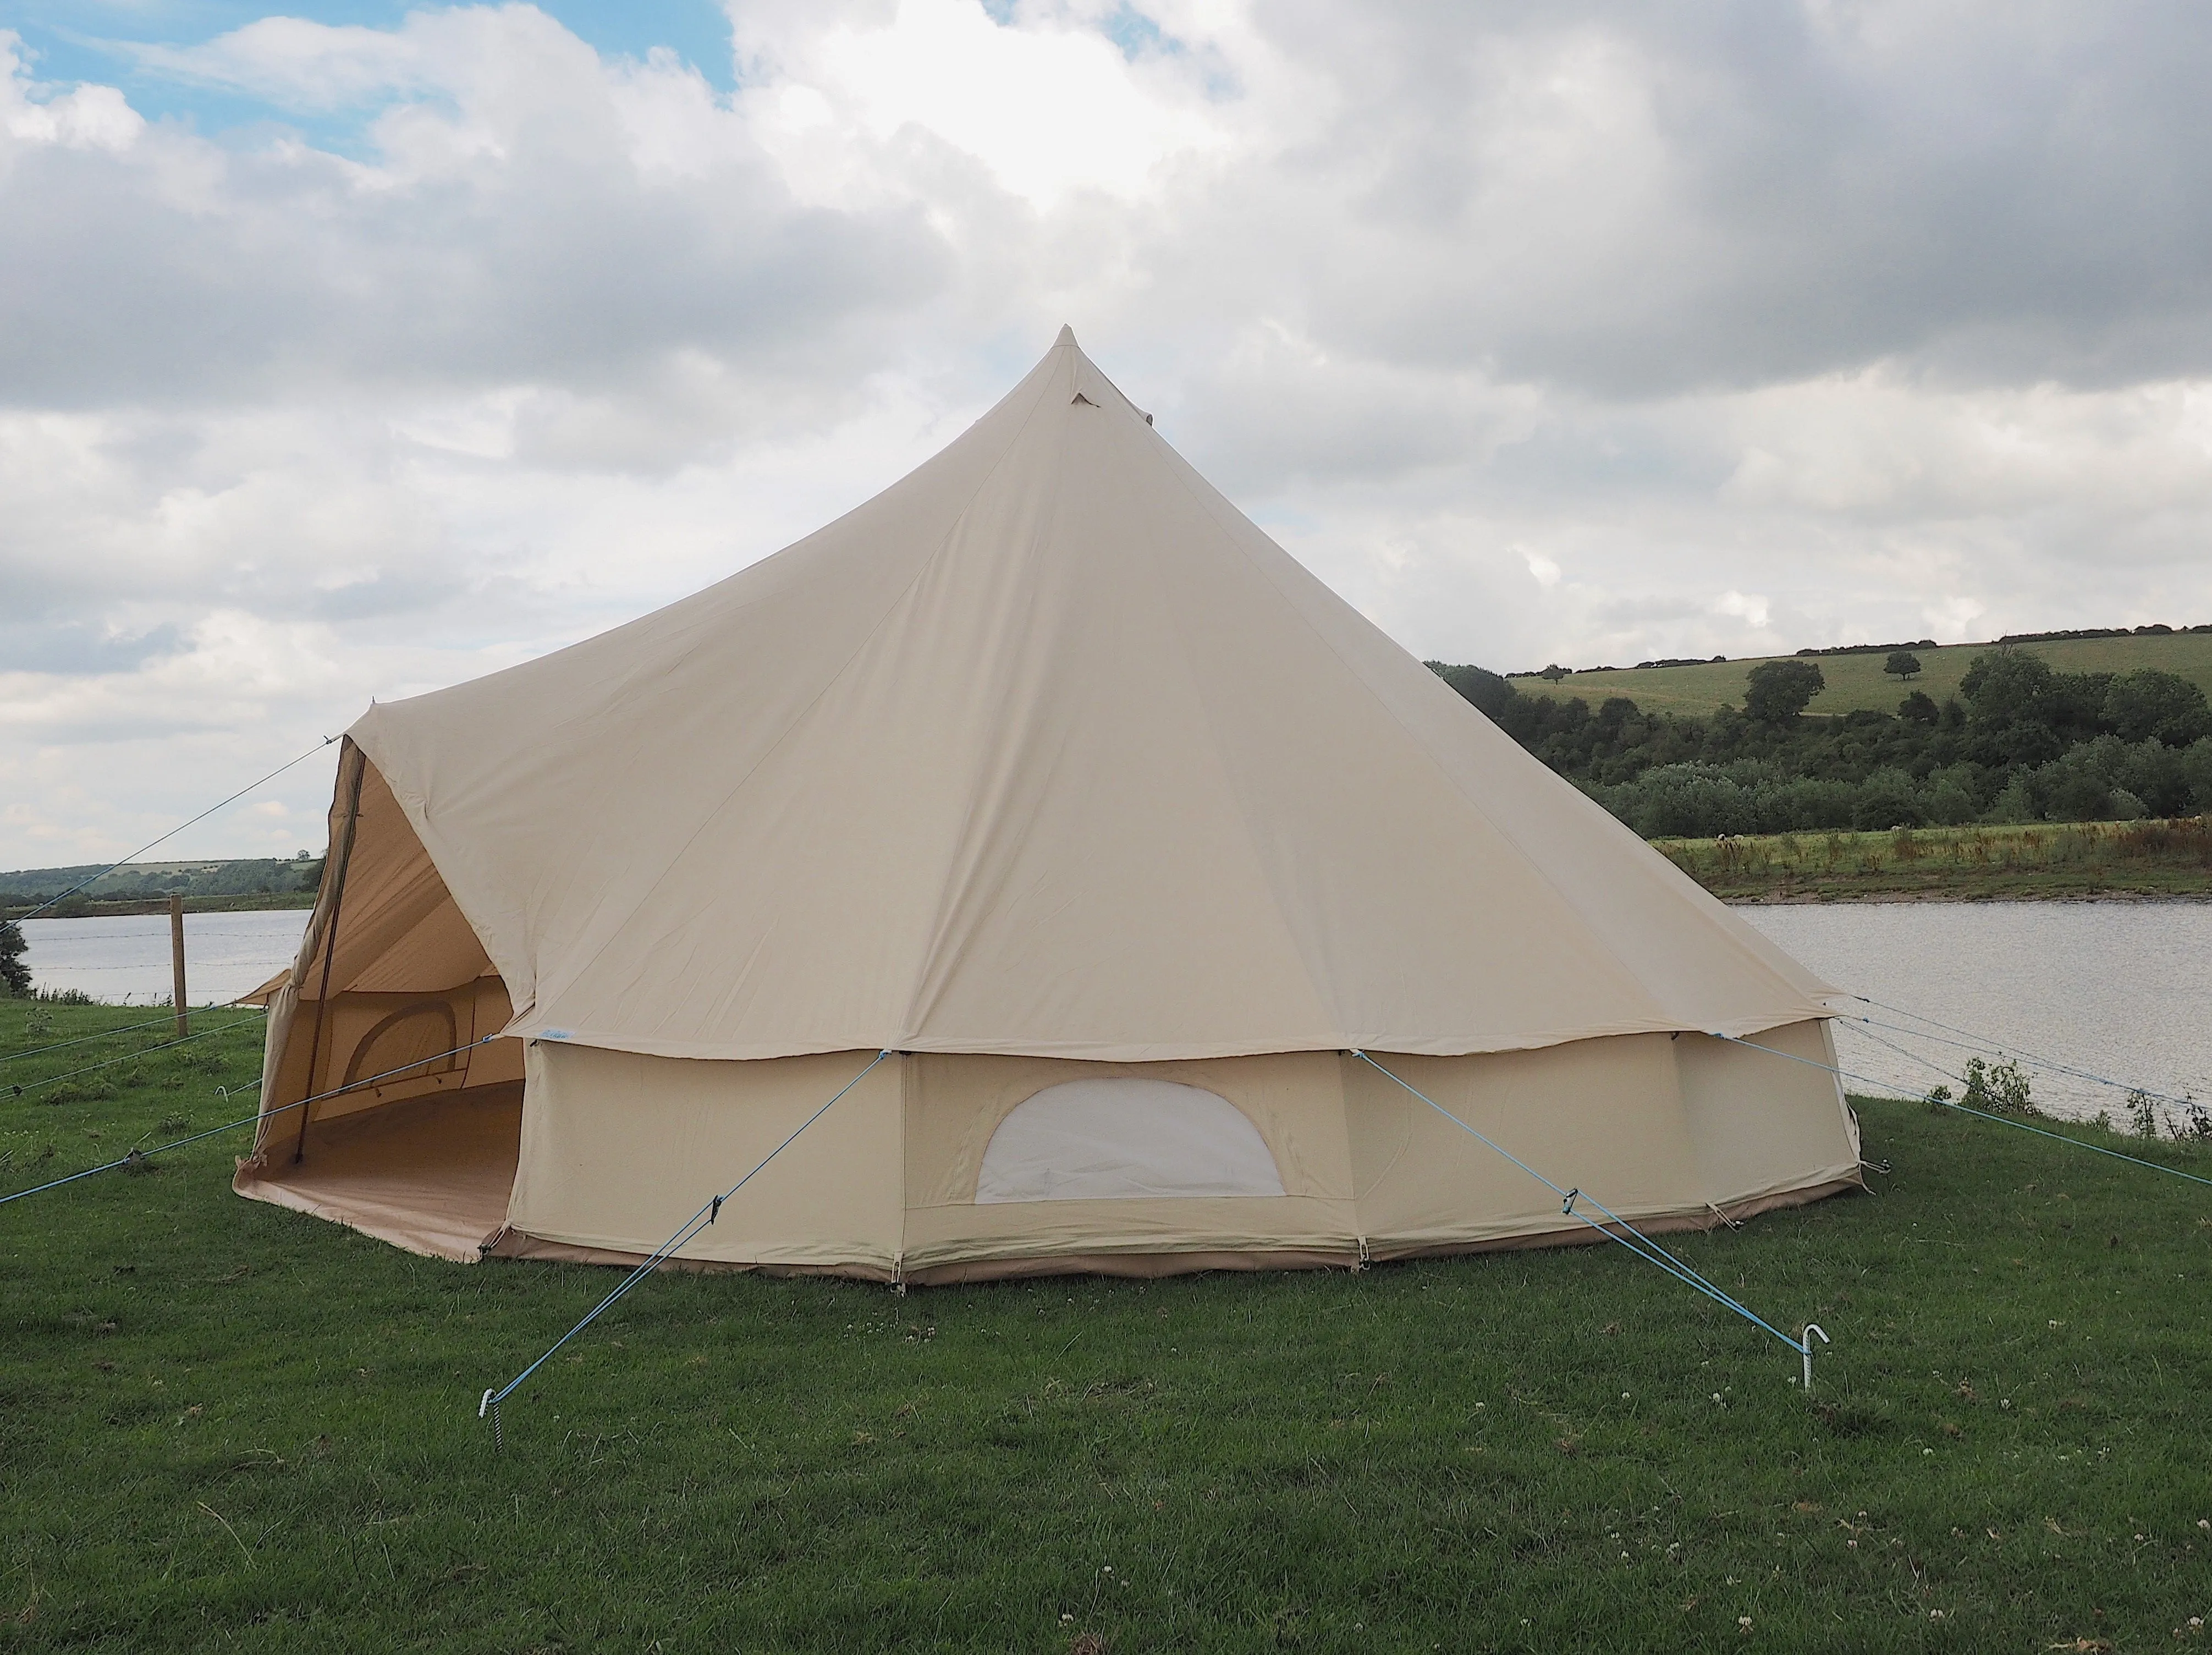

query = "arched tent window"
(342, 1000), (460, 1092)
(976, 1079), (1286, 1203)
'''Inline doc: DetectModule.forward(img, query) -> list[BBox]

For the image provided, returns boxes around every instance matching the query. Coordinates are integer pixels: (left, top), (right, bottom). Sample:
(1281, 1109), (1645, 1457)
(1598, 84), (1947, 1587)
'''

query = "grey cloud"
(0, 34), (950, 413)
(0, 620), (183, 673)
(303, 568), (468, 622)
(1233, 1), (2212, 397)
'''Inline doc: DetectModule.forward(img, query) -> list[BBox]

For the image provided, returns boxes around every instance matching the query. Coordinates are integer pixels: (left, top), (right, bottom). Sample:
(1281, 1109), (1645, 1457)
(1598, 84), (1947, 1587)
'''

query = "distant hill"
(1, 856), (323, 918)
(1511, 628), (2212, 718)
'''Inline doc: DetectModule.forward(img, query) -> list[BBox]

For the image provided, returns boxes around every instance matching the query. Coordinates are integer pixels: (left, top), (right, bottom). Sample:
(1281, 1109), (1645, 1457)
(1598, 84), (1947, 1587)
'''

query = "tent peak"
(1054, 323), (1077, 347)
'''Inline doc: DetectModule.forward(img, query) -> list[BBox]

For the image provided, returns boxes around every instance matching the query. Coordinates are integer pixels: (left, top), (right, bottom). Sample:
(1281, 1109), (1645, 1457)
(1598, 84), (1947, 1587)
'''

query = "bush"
(0, 917), (27, 997)
(2045, 769), (2111, 821)
(1850, 768), (1925, 831)
(1754, 777), (1861, 833)
(2126, 1089), (2161, 1139)
(1983, 778), (2035, 823)
(1961, 1057), (2034, 1116)
(1924, 766), (1978, 826)
(1621, 765), (1760, 838)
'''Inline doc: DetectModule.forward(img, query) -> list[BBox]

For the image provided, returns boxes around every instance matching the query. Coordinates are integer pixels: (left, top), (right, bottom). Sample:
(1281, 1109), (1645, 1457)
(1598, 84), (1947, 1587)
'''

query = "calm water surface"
(19, 903), (2210, 1123)
(1741, 901), (2212, 1124)
(21, 910), (311, 1007)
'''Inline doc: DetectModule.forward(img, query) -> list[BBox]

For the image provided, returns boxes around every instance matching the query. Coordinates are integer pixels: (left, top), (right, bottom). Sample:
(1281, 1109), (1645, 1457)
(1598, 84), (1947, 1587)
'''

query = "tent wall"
(505, 1043), (906, 1277)
(1675, 1020), (1861, 1211)
(483, 1022), (1859, 1283)
(1347, 1035), (1704, 1257)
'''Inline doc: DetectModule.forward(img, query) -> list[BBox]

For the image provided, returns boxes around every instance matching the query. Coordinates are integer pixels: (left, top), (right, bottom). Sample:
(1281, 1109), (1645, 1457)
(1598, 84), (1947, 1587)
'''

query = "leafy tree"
(1742, 659), (1825, 724)
(2103, 669), (2212, 746)
(2182, 737), (2212, 812)
(1957, 650), (2104, 767)
(0, 918), (28, 997)
(1884, 651), (1923, 681)
(1898, 690), (1939, 724)
(1424, 661), (1514, 721)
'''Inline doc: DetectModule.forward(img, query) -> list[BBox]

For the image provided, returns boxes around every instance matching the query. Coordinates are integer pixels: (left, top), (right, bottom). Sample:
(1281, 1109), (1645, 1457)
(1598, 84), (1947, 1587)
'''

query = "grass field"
(1513, 631), (2212, 719)
(5, 1002), (2212, 1652)
(1659, 818), (2212, 903)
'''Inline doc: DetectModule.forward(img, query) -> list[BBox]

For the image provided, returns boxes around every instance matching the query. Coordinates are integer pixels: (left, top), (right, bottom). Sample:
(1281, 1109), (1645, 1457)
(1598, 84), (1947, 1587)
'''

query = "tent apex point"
(1054, 323), (1077, 347)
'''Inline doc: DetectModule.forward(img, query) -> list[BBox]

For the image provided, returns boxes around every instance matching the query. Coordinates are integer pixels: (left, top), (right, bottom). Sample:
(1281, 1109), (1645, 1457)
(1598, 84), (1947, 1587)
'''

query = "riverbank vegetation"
(4, 1003), (2211, 1650)
(1433, 644), (2212, 844)
(1657, 818), (2212, 902)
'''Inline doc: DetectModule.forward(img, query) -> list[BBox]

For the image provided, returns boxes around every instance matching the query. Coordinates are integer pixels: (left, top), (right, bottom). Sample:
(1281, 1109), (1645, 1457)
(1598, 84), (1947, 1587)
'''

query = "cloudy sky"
(4, 0), (2212, 867)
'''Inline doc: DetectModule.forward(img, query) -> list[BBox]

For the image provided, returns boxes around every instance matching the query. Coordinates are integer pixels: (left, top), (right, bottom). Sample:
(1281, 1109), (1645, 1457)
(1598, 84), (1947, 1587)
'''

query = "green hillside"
(1515, 631), (2212, 718)
(0, 858), (323, 921)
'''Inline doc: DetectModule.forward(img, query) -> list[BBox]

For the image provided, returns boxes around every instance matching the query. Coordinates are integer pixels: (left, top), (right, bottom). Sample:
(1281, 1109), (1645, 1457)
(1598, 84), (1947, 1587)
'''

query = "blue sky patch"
(3, 0), (738, 151)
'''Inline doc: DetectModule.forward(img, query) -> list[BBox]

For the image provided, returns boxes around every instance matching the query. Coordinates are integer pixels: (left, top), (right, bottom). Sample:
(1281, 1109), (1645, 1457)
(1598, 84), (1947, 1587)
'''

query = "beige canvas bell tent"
(238, 328), (1861, 1282)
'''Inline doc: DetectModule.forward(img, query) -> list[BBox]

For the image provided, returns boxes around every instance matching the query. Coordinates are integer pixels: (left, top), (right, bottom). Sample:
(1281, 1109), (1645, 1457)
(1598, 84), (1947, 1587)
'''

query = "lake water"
(18, 903), (2210, 1125)
(20, 910), (311, 1008)
(1740, 901), (2212, 1126)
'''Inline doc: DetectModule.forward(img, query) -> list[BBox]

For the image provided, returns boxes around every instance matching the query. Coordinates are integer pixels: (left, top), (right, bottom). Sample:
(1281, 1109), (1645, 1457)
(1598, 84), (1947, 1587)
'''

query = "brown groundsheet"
(234, 1084), (521, 1262)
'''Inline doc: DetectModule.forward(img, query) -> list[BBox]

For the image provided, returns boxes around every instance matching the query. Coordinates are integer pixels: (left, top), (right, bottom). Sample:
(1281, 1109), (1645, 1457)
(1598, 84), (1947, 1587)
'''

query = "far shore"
(1659, 818), (2212, 905)
(7, 892), (317, 922)
(1727, 886), (2212, 905)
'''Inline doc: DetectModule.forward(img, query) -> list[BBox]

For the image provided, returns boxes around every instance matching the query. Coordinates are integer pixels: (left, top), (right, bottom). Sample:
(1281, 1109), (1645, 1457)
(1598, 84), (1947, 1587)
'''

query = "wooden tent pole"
(291, 746), (366, 1166)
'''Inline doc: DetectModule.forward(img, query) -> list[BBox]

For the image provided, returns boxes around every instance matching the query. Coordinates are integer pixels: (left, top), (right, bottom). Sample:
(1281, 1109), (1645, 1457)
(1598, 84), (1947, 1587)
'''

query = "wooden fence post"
(169, 893), (188, 1038)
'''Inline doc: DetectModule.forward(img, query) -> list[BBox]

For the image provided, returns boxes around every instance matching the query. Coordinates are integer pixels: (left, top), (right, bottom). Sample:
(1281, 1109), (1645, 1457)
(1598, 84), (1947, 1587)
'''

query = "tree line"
(1429, 650), (2212, 839)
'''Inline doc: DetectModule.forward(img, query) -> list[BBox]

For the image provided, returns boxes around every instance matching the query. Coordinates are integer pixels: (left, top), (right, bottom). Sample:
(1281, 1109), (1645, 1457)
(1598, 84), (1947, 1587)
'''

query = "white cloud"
(1522, 549), (1562, 589)
(735, 0), (1227, 208)
(1, 33), (141, 150)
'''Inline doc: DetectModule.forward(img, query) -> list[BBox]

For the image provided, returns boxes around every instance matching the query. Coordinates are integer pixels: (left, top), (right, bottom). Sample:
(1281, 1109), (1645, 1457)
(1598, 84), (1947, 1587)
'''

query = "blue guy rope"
(477, 1049), (896, 1442)
(1845, 994), (2204, 1115)
(13, 736), (338, 923)
(0, 1035), (500, 1208)
(1349, 1051), (1824, 1382)
(1714, 1031), (2212, 1192)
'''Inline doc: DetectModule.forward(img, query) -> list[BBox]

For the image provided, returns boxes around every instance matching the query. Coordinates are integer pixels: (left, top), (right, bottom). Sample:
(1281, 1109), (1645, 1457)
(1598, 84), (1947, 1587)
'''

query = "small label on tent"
(541, 1028), (573, 1040)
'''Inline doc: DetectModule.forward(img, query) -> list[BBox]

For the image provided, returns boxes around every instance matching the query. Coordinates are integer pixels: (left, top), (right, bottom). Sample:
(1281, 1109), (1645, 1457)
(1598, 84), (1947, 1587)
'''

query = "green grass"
(1515, 631), (2212, 719)
(5, 1002), (2212, 1652)
(1659, 818), (2212, 902)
